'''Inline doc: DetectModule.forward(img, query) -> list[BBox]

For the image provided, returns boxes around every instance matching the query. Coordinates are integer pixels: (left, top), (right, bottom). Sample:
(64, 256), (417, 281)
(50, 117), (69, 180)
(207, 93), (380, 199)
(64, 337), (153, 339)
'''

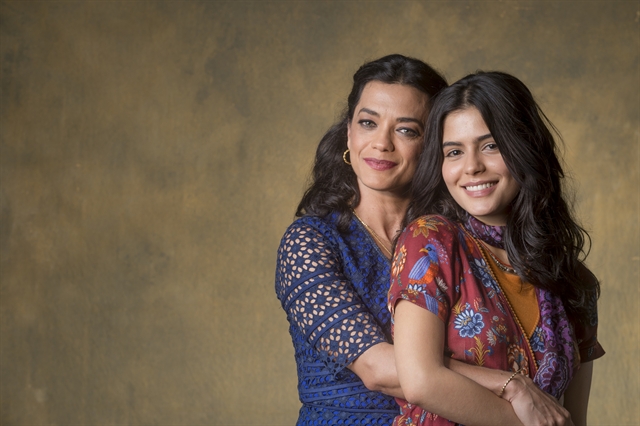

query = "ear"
(347, 121), (352, 150)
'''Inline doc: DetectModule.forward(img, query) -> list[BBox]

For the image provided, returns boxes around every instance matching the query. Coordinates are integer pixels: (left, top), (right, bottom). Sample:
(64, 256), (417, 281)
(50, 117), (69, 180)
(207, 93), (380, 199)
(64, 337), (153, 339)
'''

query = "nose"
(464, 150), (485, 175)
(371, 128), (395, 152)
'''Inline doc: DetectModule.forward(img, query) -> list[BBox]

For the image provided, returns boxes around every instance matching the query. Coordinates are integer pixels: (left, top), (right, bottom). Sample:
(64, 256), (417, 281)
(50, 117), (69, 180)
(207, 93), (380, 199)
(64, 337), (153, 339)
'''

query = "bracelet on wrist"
(498, 368), (522, 398)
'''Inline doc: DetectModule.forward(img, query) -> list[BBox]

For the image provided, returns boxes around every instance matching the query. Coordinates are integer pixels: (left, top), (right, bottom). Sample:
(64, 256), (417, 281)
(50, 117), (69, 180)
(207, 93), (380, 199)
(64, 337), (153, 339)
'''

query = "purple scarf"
(463, 214), (505, 249)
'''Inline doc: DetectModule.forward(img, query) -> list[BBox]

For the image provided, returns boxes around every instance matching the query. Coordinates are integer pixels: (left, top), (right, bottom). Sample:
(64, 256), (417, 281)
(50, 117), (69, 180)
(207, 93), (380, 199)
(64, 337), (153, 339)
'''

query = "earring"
(343, 149), (351, 165)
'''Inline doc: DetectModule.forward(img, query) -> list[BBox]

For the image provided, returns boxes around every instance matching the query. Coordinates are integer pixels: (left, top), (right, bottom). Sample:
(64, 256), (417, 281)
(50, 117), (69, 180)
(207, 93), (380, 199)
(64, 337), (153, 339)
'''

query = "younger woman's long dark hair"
(296, 54), (447, 231)
(407, 71), (599, 324)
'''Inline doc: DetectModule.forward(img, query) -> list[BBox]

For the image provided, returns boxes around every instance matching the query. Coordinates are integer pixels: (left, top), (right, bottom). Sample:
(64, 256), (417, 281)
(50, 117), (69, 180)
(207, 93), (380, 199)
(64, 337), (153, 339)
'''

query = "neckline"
(478, 240), (517, 275)
(352, 213), (393, 261)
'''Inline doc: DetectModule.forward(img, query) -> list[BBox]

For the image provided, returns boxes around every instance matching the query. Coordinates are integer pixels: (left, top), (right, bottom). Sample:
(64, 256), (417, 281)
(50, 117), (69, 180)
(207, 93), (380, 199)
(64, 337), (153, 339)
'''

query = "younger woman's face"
(441, 107), (520, 226)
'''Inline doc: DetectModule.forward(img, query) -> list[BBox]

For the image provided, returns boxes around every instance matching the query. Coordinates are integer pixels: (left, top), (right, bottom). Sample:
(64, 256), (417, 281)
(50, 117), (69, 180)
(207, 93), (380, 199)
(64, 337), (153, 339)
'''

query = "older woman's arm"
(348, 342), (403, 398)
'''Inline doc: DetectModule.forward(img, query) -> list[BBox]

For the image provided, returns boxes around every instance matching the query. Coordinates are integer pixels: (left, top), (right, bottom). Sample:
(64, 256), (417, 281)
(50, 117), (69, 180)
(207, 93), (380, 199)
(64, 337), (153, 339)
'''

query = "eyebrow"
(357, 107), (424, 127)
(442, 141), (462, 148)
(442, 133), (493, 147)
(397, 117), (424, 127)
(357, 107), (379, 117)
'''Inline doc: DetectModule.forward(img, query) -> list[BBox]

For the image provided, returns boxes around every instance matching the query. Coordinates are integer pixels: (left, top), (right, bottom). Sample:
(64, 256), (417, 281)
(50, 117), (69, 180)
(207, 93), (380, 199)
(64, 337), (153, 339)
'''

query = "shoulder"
(408, 214), (459, 230)
(401, 215), (461, 243)
(576, 261), (600, 293)
(280, 215), (339, 242)
(396, 215), (463, 258)
(277, 214), (346, 256)
(576, 262), (600, 325)
(389, 216), (462, 319)
(275, 215), (344, 296)
(395, 215), (467, 267)
(572, 263), (605, 361)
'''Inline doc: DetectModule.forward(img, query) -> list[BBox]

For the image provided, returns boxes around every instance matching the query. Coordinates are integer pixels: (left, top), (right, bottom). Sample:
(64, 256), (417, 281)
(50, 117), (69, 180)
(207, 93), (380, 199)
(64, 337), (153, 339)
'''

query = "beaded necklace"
(478, 240), (517, 275)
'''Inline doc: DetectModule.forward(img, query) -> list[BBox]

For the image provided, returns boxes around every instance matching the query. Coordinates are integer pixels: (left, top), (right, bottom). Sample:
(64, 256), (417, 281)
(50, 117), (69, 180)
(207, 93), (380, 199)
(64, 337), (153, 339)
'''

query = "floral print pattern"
(392, 246), (407, 278)
(388, 215), (604, 425)
(454, 308), (485, 338)
(530, 327), (545, 352)
(507, 343), (530, 376)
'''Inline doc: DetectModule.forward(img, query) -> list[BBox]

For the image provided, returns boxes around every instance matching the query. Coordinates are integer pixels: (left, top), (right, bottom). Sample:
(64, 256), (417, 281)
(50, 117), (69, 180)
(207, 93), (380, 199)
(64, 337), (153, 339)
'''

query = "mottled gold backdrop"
(1, 1), (637, 424)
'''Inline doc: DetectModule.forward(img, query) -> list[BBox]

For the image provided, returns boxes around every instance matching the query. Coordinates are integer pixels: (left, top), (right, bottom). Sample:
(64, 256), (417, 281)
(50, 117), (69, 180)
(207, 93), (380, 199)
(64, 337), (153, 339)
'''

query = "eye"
(483, 142), (499, 151)
(358, 119), (376, 129)
(398, 127), (420, 138)
(444, 149), (463, 157)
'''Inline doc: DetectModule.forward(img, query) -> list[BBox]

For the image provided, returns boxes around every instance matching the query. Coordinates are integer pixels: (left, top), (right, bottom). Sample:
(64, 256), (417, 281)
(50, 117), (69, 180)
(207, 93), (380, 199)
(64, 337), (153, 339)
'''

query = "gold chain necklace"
(352, 210), (393, 258)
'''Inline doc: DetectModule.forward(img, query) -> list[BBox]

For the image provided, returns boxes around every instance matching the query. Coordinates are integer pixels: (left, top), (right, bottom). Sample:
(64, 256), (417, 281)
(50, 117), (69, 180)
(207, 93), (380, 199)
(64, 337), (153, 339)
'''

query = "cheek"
(506, 179), (521, 200)
(347, 124), (357, 150)
(348, 129), (370, 153)
(501, 169), (520, 201)
(406, 146), (422, 167)
(498, 164), (517, 186)
(493, 157), (511, 176)
(441, 163), (456, 187)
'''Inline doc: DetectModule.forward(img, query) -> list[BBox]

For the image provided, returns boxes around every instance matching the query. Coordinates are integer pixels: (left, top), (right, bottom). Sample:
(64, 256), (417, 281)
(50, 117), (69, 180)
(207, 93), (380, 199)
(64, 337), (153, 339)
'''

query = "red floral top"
(387, 215), (604, 425)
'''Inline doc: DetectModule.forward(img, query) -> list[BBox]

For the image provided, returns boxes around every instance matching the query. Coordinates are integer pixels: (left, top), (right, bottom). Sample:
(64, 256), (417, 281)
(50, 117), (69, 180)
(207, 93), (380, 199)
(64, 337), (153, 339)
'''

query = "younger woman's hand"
(505, 374), (574, 426)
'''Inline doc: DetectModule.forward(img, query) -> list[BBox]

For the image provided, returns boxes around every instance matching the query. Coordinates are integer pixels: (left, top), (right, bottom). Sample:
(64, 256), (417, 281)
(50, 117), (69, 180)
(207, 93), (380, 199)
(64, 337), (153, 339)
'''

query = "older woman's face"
(347, 81), (429, 199)
(441, 107), (520, 226)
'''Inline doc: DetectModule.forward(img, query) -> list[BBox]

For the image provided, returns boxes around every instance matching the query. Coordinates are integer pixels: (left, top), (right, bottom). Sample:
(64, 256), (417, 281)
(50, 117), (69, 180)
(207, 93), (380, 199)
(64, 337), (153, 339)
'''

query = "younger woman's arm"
(562, 362), (593, 426)
(394, 300), (524, 426)
(394, 300), (574, 426)
(349, 339), (576, 426)
(447, 358), (574, 425)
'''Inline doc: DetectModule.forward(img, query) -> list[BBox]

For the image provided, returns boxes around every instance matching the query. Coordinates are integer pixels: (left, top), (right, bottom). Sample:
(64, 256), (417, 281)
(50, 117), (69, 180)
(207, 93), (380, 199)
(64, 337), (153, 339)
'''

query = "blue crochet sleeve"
(276, 220), (387, 376)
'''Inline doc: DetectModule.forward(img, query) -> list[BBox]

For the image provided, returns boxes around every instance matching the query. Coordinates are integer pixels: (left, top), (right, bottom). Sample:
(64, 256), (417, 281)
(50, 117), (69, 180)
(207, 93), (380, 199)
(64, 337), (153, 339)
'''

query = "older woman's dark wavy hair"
(407, 71), (599, 324)
(296, 54), (447, 231)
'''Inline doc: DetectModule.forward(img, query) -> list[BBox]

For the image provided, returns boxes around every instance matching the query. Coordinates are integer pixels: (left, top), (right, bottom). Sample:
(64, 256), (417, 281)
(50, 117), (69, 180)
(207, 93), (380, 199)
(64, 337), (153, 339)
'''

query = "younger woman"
(389, 71), (604, 425)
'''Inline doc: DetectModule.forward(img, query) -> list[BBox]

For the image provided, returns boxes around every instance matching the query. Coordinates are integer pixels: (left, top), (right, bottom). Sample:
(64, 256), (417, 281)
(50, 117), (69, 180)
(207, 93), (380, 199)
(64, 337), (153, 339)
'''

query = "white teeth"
(465, 183), (495, 191)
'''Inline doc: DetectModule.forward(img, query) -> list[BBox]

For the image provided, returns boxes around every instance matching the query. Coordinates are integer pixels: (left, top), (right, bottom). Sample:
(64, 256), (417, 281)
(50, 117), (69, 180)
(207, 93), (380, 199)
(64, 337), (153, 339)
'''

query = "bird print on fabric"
(408, 243), (440, 284)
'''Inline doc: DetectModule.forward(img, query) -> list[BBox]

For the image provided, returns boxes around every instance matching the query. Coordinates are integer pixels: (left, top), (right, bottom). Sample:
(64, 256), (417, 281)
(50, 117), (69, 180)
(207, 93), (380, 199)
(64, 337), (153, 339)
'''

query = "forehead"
(442, 107), (490, 139)
(356, 81), (429, 117)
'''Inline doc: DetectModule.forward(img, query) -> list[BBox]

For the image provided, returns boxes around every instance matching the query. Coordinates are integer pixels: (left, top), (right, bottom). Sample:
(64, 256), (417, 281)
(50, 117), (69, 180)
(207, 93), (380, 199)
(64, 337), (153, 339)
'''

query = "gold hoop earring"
(343, 149), (351, 165)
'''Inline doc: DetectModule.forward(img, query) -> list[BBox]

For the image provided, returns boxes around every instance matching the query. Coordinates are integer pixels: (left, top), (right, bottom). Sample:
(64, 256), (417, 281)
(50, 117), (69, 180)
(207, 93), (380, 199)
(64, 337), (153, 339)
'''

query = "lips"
(464, 182), (496, 191)
(364, 158), (398, 171)
(462, 181), (499, 198)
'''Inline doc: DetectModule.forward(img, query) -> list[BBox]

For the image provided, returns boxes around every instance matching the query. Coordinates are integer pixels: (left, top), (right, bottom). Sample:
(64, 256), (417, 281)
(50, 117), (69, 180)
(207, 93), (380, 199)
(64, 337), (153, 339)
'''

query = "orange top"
(484, 250), (539, 338)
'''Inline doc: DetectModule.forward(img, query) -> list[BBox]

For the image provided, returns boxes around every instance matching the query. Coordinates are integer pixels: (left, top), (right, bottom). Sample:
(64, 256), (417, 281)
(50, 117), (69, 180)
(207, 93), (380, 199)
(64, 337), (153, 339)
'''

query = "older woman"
(389, 71), (605, 425)
(275, 54), (447, 424)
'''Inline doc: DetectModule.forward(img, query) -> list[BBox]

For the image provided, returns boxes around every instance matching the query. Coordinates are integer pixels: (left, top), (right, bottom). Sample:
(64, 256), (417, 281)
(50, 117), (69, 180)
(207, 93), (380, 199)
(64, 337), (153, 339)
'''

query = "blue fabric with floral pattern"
(275, 213), (399, 425)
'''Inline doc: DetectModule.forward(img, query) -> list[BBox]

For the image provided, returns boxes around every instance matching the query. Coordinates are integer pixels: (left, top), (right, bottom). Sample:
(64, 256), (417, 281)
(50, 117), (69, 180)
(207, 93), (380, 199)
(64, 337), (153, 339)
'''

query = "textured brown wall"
(1, 1), (637, 424)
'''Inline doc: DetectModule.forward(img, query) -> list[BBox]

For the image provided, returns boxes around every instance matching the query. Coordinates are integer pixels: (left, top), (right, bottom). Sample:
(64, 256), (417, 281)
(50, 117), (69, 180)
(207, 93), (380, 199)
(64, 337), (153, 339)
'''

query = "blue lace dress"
(275, 213), (399, 425)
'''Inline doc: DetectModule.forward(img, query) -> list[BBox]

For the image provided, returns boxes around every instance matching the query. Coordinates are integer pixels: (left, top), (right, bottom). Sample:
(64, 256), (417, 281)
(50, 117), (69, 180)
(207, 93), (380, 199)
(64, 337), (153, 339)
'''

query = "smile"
(464, 182), (496, 191)
(364, 158), (398, 171)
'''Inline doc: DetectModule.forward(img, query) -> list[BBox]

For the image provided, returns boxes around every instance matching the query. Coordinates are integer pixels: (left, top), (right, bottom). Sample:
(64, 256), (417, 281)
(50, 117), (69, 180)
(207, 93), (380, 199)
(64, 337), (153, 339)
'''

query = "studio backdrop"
(1, 1), (638, 424)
